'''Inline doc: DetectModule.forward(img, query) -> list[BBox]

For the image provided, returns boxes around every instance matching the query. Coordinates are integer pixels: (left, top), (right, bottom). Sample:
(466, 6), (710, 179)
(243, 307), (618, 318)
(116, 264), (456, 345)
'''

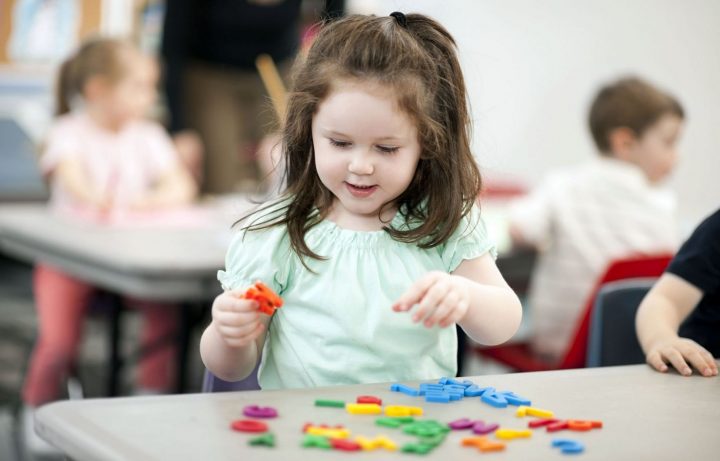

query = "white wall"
(351, 0), (720, 229)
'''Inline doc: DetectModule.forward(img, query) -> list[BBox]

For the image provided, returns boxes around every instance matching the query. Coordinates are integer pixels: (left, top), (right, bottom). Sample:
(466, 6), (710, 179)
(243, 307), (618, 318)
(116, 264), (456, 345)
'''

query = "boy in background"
(510, 76), (684, 363)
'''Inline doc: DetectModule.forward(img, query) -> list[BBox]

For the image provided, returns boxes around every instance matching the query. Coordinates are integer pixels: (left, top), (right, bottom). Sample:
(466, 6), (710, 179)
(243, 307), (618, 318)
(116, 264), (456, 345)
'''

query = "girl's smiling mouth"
(345, 182), (378, 197)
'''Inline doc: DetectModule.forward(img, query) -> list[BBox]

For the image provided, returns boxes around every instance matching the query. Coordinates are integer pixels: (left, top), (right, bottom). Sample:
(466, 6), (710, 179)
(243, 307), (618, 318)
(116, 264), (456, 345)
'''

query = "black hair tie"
(390, 11), (408, 28)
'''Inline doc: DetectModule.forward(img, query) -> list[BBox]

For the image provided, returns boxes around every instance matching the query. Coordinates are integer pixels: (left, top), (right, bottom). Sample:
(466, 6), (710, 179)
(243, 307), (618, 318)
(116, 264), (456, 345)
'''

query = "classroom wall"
(0, 0), (154, 144)
(353, 0), (720, 230)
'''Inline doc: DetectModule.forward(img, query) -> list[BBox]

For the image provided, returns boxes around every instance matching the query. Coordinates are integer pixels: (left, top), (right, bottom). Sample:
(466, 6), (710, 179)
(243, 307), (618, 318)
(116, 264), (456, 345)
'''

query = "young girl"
(23, 37), (196, 441)
(200, 13), (522, 389)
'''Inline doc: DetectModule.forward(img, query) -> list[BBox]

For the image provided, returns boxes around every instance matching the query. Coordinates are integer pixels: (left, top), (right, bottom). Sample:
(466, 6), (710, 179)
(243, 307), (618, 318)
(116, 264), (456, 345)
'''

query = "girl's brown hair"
(55, 37), (132, 116)
(242, 13), (481, 263)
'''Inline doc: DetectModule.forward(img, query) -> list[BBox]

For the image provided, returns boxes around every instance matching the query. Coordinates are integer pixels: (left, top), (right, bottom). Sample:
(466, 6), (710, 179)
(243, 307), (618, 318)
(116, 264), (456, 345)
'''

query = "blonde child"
(23, 38), (196, 451)
(509, 77), (684, 363)
(200, 12), (522, 388)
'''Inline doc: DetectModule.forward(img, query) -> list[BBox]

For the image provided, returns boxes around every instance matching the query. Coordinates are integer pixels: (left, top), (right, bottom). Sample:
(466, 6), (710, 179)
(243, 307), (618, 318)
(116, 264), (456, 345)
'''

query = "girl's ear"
(607, 127), (637, 159)
(83, 75), (109, 102)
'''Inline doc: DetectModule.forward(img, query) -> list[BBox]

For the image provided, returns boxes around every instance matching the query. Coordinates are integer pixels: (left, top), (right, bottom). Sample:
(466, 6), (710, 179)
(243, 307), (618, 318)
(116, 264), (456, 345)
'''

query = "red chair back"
(558, 253), (673, 369)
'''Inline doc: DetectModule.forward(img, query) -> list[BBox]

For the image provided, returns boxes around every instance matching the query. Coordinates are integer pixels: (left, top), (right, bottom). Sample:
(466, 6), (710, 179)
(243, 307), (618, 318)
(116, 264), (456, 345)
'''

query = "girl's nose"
(348, 152), (374, 175)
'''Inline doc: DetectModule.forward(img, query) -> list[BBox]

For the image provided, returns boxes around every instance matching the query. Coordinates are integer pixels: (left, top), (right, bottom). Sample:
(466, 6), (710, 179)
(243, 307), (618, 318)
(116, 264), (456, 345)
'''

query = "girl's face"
(312, 80), (421, 230)
(90, 51), (159, 127)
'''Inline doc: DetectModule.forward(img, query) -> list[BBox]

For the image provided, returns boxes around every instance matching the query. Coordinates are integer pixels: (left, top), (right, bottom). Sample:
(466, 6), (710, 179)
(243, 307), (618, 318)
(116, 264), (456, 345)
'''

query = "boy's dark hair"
(589, 76), (685, 154)
(240, 13), (481, 264)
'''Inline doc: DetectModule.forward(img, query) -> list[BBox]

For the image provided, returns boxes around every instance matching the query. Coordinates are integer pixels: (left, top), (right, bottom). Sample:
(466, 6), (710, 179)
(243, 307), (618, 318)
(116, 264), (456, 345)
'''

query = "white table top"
(0, 198), (254, 300)
(35, 364), (720, 460)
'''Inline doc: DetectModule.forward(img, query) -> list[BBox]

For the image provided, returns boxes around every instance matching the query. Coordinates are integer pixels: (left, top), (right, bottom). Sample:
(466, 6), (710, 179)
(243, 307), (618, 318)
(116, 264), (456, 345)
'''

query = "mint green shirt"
(217, 205), (495, 389)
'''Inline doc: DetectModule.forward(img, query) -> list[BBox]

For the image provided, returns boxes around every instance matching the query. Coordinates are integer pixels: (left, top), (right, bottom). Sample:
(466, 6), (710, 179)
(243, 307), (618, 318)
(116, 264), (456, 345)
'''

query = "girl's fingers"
(219, 323), (264, 348)
(393, 273), (439, 312)
(213, 298), (258, 324)
(227, 298), (259, 313)
(702, 351), (719, 376)
(215, 310), (259, 327)
(438, 299), (468, 328)
(412, 281), (449, 324)
(228, 288), (248, 298)
(216, 321), (262, 339)
(646, 351), (668, 372)
(224, 335), (262, 348)
(664, 349), (692, 376)
(688, 347), (718, 377)
(424, 291), (458, 328)
(216, 289), (258, 310)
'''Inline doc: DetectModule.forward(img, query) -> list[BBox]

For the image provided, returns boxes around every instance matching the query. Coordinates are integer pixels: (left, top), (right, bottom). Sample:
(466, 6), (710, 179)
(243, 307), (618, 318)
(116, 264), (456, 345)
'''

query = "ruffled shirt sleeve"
(440, 205), (497, 272)
(217, 224), (293, 295)
(40, 116), (81, 176)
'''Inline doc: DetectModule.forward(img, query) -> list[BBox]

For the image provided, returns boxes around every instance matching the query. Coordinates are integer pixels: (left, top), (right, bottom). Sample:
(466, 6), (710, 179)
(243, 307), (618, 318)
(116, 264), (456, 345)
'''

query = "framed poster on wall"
(0, 0), (101, 64)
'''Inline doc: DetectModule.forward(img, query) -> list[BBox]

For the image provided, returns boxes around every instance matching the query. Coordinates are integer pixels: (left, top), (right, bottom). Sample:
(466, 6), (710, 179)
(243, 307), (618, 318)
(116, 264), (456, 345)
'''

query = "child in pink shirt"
(22, 38), (197, 451)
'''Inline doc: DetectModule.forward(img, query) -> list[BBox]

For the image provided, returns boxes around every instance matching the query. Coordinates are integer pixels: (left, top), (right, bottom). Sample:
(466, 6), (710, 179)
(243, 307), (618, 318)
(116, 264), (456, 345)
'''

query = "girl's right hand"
(210, 290), (264, 348)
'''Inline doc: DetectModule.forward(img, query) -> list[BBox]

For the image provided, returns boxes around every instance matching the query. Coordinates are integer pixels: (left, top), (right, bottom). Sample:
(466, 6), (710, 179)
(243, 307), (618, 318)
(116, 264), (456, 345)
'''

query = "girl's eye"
(376, 145), (399, 154)
(329, 139), (351, 148)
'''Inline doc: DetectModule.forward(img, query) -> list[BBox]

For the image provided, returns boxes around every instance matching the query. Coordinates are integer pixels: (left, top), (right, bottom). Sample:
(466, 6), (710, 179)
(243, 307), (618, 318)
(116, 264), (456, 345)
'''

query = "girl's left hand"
(392, 271), (470, 328)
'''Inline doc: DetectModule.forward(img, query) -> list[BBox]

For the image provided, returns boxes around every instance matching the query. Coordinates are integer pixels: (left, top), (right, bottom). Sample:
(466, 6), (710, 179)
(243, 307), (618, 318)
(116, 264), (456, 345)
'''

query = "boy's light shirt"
(218, 204), (495, 389)
(509, 156), (678, 360)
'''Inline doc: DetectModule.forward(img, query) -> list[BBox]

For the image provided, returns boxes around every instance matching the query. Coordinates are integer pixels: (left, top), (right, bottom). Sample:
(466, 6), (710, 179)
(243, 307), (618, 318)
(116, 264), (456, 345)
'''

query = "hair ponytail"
(55, 54), (77, 116)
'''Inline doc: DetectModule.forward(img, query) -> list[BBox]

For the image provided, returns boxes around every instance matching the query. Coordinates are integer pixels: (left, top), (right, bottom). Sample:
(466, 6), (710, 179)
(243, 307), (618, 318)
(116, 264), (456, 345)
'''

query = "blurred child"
(636, 208), (719, 377)
(200, 12), (522, 389)
(22, 37), (196, 453)
(509, 77), (684, 363)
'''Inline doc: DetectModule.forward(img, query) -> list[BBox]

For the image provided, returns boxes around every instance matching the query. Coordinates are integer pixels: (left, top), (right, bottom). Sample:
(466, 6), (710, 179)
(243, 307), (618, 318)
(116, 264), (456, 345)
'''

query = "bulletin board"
(0, 0), (101, 64)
